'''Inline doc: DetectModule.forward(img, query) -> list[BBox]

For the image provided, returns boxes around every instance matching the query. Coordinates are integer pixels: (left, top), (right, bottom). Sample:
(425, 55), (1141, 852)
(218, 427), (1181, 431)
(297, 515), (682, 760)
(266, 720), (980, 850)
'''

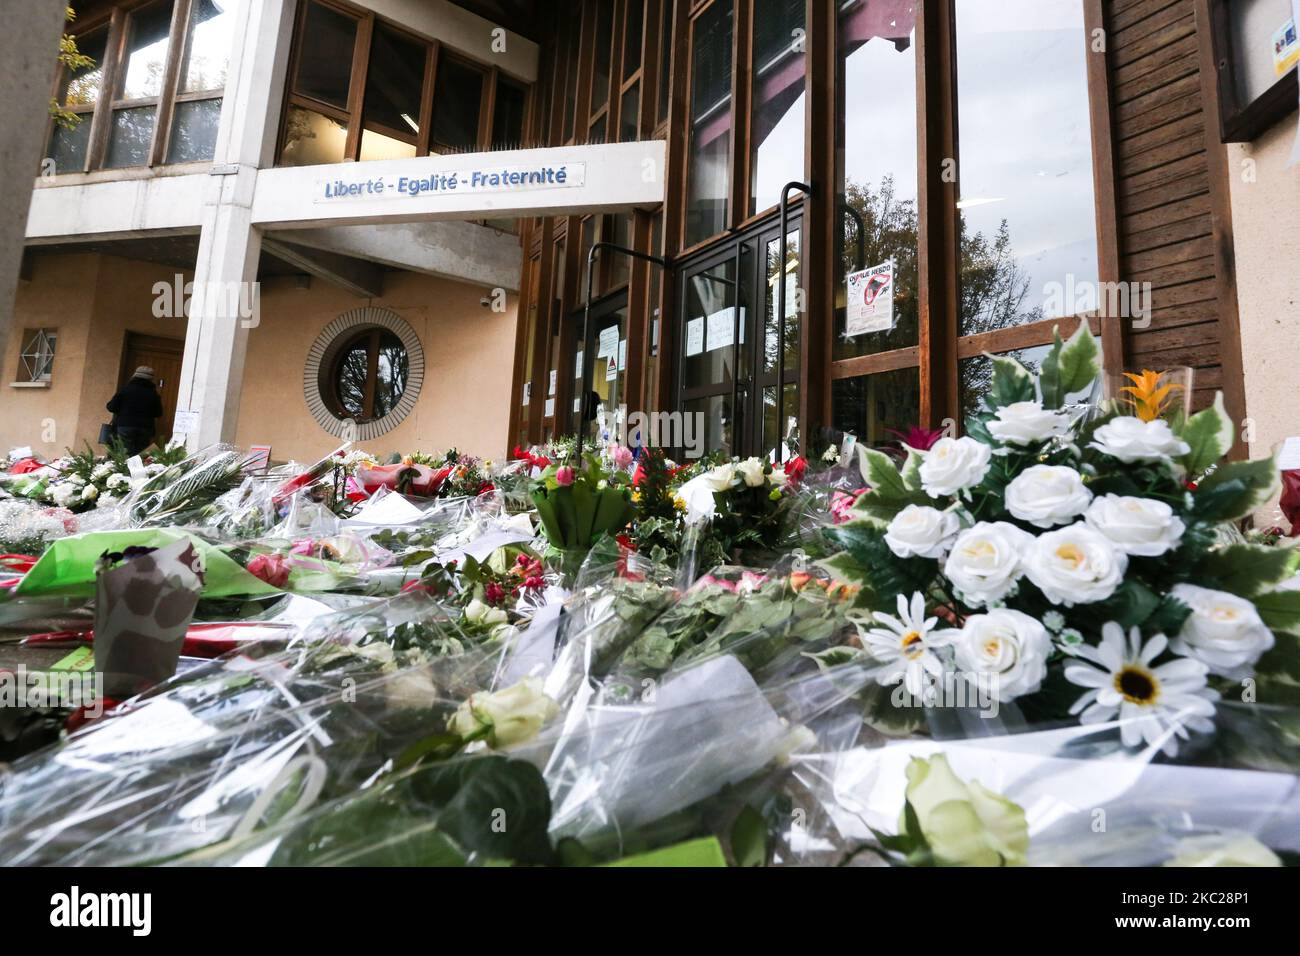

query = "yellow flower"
(672, 495), (687, 512)
(631, 490), (642, 503)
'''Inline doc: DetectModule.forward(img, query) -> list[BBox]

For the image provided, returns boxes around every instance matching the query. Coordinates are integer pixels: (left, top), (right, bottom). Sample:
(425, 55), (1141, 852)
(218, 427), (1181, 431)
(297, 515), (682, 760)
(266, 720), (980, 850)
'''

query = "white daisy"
(1064, 622), (1218, 756)
(857, 592), (956, 696)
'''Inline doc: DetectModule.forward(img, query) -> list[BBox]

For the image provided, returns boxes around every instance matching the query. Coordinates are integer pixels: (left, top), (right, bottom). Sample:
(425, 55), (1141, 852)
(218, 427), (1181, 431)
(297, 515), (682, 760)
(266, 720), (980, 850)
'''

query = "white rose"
(484, 606), (509, 626)
(80, 484), (99, 502)
(736, 457), (767, 488)
(920, 437), (992, 498)
(1026, 524), (1127, 606)
(107, 473), (130, 491)
(943, 522), (1034, 607)
(1089, 416), (1190, 463)
(702, 463), (738, 492)
(902, 754), (1029, 867)
(1168, 584), (1274, 677)
(1084, 494), (1185, 557)
(954, 609), (1052, 701)
(447, 677), (558, 748)
(1004, 465), (1092, 529)
(986, 401), (1072, 446)
(464, 598), (490, 622)
(884, 505), (962, 559)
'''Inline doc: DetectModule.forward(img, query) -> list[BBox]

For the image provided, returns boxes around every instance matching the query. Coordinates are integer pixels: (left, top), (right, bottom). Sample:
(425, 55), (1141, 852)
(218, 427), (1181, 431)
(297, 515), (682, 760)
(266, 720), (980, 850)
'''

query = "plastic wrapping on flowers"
(0, 339), (1298, 868)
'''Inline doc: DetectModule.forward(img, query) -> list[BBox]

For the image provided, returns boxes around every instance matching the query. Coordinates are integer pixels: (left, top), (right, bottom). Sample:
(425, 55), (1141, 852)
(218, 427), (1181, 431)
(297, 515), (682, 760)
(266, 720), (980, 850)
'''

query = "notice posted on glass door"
(845, 260), (895, 336)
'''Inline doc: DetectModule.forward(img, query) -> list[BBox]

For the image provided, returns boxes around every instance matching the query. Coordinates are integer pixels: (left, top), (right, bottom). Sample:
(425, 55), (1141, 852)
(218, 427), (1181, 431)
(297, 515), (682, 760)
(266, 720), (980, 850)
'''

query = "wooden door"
(120, 332), (184, 444)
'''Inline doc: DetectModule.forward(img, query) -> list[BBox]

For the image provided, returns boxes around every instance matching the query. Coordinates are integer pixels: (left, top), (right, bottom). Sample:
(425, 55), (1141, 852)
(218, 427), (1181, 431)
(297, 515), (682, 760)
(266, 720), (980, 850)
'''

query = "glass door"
(569, 291), (630, 443)
(675, 214), (801, 460)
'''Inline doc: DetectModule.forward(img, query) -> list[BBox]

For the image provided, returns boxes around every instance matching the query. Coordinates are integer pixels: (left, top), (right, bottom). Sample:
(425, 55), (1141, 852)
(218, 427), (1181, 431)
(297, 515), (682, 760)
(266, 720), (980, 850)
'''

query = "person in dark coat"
(106, 366), (163, 455)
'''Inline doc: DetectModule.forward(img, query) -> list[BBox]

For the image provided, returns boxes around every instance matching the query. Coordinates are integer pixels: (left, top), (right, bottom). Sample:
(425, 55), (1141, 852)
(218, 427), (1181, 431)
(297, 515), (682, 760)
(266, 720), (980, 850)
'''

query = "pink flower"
(247, 553), (292, 588)
(290, 539), (314, 555)
(830, 488), (870, 525)
(555, 466), (576, 487)
(610, 445), (634, 469)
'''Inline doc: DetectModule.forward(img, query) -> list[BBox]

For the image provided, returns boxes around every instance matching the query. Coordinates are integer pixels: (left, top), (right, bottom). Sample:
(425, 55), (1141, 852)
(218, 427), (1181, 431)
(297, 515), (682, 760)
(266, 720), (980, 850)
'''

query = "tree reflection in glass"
(331, 329), (408, 422)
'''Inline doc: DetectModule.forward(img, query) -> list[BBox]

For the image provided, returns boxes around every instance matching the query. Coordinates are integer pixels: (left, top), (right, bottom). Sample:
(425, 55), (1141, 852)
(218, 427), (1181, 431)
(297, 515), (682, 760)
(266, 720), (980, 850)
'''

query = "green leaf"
(1253, 588), (1300, 635)
(605, 837), (728, 868)
(1039, 322), (1100, 409)
(856, 446), (910, 502)
(1178, 393), (1234, 475)
(1193, 458), (1280, 522)
(901, 446), (925, 491)
(1255, 632), (1300, 681)
(1100, 579), (1161, 629)
(730, 805), (768, 867)
(984, 353), (1036, 412)
(1195, 544), (1299, 598)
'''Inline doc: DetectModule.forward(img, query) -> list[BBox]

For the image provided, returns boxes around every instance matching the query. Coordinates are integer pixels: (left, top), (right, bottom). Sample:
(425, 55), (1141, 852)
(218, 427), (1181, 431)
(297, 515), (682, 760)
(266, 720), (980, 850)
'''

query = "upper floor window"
(278, 0), (533, 166)
(45, 0), (232, 175)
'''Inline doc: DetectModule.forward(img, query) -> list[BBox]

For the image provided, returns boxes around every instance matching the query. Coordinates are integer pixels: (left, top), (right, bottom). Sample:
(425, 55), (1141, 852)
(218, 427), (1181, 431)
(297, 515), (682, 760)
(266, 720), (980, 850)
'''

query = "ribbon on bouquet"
(22, 621), (295, 659)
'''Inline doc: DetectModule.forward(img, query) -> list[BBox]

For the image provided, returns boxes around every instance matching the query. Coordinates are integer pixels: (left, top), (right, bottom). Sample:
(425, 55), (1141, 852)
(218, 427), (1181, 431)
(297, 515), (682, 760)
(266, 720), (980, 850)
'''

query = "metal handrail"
(775, 180), (812, 463)
(577, 241), (672, 463)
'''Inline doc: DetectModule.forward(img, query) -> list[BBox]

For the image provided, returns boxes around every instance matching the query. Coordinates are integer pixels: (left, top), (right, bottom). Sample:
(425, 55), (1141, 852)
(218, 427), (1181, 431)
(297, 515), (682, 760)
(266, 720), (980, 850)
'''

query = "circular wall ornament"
(303, 306), (424, 441)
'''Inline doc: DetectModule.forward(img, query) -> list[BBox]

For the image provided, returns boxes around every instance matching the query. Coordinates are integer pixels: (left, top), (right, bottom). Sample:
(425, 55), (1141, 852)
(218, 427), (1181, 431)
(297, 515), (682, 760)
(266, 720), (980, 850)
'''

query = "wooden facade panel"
(1122, 213), (1212, 254)
(1120, 191), (1211, 233)
(1119, 164), (1208, 214)
(1110, 11), (1196, 69)
(1112, 35), (1198, 101)
(1111, 0), (1190, 39)
(1107, 0), (1241, 444)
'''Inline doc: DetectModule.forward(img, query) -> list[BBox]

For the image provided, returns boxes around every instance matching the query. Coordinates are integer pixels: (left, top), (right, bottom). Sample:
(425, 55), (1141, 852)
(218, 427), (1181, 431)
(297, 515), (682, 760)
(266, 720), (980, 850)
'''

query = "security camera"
(480, 295), (492, 308)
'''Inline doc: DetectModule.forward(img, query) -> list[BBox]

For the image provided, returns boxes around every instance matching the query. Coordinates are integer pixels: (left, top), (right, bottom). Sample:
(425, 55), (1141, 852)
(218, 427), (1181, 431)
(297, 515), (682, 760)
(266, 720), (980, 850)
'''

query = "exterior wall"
(0, 252), (518, 465)
(2, 252), (189, 458)
(1226, 117), (1300, 526)
(232, 269), (518, 463)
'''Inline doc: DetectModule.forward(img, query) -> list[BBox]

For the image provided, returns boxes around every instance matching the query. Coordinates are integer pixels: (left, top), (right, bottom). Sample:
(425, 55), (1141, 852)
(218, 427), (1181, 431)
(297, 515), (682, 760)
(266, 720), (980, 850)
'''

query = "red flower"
(247, 553), (292, 588)
(885, 424), (946, 451)
(632, 463), (646, 486)
(783, 456), (808, 484)
(484, 582), (506, 606)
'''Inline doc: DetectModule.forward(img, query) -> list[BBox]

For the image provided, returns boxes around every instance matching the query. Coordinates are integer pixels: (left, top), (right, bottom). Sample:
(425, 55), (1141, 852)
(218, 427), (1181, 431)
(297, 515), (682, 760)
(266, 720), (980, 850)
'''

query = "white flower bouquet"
(819, 324), (1299, 758)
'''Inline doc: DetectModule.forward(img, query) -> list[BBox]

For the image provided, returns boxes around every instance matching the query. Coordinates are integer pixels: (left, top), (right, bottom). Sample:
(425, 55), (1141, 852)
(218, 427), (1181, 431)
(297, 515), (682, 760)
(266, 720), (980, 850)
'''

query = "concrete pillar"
(176, 0), (296, 449)
(0, 4), (69, 351)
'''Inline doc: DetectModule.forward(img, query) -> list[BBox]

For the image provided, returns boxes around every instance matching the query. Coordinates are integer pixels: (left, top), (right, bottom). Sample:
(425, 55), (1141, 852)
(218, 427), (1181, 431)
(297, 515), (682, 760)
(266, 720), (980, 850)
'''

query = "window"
(431, 56), (486, 152)
(166, 0), (233, 164)
(749, 0), (805, 216)
(106, 0), (176, 168)
(330, 328), (409, 422)
(360, 22), (428, 160)
(46, 0), (233, 173)
(279, 0), (531, 164)
(492, 77), (528, 149)
(305, 308), (424, 439)
(1210, 0), (1299, 141)
(48, 28), (109, 173)
(684, 0), (734, 248)
(16, 329), (58, 384)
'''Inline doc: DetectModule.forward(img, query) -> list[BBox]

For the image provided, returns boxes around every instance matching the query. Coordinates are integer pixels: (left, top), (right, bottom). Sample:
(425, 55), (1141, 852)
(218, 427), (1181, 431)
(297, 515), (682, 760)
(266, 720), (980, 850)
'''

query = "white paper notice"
(522, 382), (531, 406)
(1292, 0), (1300, 166)
(605, 354), (618, 381)
(544, 397), (555, 418)
(573, 397), (582, 413)
(597, 326), (619, 358)
(575, 349), (584, 378)
(617, 339), (627, 370)
(1278, 436), (1300, 471)
(686, 317), (705, 356)
(172, 409), (200, 436)
(845, 260), (895, 336)
(548, 369), (557, 395)
(705, 307), (746, 351)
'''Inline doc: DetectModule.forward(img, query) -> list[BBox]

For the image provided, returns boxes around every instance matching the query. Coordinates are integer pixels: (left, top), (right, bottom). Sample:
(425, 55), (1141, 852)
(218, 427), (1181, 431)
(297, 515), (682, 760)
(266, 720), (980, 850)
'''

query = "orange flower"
(1120, 370), (1182, 422)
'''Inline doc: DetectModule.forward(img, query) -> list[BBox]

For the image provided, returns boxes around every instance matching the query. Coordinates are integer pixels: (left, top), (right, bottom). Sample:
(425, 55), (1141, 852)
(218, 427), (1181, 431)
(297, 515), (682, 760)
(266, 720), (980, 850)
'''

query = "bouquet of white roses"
(820, 324), (1299, 758)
